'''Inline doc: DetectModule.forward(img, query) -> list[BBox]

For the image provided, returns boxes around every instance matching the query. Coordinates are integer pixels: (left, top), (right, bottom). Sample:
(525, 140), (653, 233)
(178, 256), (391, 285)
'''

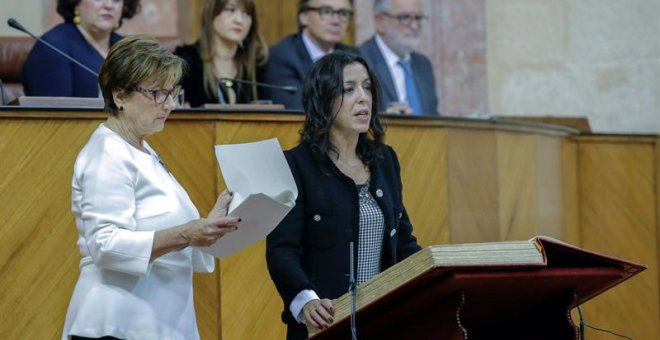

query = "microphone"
(7, 18), (99, 77)
(219, 77), (297, 94)
(348, 241), (358, 340)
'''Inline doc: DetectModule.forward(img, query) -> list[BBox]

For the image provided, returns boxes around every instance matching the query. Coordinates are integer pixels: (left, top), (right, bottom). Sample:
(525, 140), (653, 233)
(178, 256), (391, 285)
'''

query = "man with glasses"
(359, 0), (439, 115)
(265, 0), (358, 110)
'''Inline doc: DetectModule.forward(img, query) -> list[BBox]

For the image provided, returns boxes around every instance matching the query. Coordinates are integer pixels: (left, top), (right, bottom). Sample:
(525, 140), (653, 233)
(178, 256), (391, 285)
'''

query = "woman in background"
(266, 51), (421, 340)
(175, 0), (268, 107)
(62, 36), (240, 340)
(22, 0), (141, 97)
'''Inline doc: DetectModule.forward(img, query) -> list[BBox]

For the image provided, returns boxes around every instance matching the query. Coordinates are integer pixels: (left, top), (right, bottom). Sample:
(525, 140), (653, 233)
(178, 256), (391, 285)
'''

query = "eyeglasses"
(382, 12), (428, 26)
(304, 6), (353, 22)
(134, 86), (182, 105)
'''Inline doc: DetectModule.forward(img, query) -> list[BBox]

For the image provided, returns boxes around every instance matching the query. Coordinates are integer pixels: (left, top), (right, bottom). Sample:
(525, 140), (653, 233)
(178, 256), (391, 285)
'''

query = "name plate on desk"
(10, 96), (104, 108)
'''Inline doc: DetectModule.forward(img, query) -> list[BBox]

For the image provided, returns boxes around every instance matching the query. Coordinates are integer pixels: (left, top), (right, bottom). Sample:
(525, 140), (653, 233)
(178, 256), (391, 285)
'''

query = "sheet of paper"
(200, 138), (297, 258)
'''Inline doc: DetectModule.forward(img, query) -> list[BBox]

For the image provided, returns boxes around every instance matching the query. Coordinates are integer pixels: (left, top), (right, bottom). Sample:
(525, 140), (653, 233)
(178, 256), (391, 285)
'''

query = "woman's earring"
(73, 9), (81, 25)
(114, 19), (121, 30)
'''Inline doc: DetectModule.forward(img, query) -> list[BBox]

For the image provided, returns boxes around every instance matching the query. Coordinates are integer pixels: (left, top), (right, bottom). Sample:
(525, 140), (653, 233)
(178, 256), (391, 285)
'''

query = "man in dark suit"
(359, 0), (439, 115)
(265, 0), (357, 109)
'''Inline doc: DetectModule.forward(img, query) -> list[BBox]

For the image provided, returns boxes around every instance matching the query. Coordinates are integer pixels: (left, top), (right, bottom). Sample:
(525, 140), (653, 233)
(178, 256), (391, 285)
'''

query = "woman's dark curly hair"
(57, 0), (141, 24)
(301, 50), (385, 172)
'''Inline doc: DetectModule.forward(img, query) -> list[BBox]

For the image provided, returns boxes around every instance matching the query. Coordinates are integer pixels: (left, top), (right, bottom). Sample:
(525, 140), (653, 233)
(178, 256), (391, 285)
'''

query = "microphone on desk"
(7, 18), (99, 77)
(216, 77), (297, 104)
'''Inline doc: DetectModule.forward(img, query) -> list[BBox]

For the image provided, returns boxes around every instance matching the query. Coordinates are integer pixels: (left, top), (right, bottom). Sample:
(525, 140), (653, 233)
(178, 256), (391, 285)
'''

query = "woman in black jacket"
(266, 51), (421, 340)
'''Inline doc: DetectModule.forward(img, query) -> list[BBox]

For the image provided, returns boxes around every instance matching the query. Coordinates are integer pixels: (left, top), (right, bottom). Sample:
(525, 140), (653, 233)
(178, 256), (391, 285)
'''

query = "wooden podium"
(310, 237), (646, 340)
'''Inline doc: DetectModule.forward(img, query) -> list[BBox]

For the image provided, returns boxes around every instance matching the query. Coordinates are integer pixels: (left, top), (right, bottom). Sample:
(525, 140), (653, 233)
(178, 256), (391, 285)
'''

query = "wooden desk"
(0, 108), (657, 339)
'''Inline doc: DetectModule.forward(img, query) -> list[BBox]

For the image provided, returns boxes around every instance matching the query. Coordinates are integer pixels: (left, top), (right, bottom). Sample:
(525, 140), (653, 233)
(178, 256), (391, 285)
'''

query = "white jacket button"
(313, 214), (321, 222)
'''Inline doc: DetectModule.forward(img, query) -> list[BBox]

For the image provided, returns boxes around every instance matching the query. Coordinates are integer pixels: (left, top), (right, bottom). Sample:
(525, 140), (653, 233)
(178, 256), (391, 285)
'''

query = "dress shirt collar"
(302, 32), (333, 62)
(375, 34), (411, 66)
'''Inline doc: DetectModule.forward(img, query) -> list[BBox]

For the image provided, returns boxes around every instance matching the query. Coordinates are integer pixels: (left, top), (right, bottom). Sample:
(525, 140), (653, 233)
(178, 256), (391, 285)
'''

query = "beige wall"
(0, 0), (42, 35)
(486, 0), (660, 133)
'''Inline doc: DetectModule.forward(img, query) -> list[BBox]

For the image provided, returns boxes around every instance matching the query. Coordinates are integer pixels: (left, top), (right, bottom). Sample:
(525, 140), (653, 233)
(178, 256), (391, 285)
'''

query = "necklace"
(105, 120), (147, 153)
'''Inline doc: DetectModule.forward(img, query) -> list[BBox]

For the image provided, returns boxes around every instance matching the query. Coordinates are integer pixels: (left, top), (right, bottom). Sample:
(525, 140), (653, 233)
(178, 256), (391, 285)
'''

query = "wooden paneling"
(446, 129), (500, 243)
(496, 132), (538, 240)
(0, 119), (97, 340)
(383, 125), (449, 246)
(657, 137), (660, 338)
(561, 139), (580, 245)
(577, 136), (660, 340)
(216, 119), (302, 340)
(533, 135), (566, 238)
(0, 111), (657, 340)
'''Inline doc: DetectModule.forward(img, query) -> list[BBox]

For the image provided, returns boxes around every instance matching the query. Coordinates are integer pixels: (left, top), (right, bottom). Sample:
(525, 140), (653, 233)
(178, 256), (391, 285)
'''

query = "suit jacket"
(266, 142), (421, 338)
(62, 124), (214, 339)
(22, 23), (122, 97)
(264, 33), (359, 110)
(359, 36), (439, 115)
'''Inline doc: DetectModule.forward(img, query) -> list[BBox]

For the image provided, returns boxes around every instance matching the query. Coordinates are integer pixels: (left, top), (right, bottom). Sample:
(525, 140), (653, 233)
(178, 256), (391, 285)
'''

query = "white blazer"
(62, 124), (214, 340)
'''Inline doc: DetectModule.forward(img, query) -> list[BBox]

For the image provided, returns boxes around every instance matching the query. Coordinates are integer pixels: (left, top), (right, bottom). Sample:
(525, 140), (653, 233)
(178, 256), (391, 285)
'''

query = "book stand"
(310, 237), (645, 340)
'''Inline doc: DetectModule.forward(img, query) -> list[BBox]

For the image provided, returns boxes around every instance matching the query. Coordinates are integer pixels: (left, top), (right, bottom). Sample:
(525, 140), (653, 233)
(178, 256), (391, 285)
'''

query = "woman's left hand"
(208, 189), (233, 219)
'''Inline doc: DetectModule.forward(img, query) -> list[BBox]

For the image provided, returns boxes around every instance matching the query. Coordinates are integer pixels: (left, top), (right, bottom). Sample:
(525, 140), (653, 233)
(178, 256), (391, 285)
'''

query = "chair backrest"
(0, 37), (34, 103)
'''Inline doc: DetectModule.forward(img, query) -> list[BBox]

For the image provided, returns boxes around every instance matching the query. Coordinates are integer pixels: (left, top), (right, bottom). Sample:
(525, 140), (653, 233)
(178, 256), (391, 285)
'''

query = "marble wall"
(486, 0), (660, 133)
(355, 0), (488, 117)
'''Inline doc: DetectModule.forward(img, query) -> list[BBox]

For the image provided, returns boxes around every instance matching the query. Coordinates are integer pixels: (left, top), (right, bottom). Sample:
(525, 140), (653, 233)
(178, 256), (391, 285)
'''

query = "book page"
(201, 138), (297, 258)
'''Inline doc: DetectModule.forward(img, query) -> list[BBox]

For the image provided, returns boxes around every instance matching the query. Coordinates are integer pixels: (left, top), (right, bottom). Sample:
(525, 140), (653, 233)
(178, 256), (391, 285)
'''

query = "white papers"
(201, 138), (297, 258)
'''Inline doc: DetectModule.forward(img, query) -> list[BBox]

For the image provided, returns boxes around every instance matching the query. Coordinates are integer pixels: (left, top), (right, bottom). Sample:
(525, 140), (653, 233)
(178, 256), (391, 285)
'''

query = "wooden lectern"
(310, 237), (645, 340)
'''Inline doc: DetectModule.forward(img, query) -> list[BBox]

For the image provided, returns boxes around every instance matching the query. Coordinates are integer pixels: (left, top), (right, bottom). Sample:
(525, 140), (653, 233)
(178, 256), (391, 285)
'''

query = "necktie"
(397, 59), (423, 115)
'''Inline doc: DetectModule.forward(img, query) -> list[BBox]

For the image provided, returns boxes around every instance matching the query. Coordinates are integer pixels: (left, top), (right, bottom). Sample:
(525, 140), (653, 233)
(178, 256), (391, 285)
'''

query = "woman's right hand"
(302, 298), (335, 329)
(179, 216), (240, 247)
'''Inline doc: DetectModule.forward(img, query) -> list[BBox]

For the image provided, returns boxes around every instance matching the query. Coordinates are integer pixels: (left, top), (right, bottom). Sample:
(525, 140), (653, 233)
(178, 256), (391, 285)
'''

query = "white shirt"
(62, 124), (215, 340)
(375, 34), (412, 103)
(302, 31), (333, 62)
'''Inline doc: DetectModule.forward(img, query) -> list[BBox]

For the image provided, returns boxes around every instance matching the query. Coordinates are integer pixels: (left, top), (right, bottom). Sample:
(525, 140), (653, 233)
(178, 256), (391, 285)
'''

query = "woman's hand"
(179, 216), (240, 247)
(302, 298), (335, 329)
(208, 189), (233, 220)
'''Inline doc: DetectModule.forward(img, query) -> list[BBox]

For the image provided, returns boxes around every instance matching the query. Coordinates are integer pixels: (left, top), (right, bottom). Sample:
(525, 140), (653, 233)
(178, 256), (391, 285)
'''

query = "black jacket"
(266, 142), (421, 336)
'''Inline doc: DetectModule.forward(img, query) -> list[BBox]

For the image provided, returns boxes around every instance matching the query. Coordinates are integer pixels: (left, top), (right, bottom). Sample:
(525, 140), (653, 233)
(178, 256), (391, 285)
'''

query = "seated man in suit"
(359, 0), (439, 115)
(265, 0), (357, 109)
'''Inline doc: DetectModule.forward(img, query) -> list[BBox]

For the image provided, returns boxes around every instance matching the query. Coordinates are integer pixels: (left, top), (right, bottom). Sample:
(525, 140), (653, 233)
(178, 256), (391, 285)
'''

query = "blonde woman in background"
(175, 0), (268, 107)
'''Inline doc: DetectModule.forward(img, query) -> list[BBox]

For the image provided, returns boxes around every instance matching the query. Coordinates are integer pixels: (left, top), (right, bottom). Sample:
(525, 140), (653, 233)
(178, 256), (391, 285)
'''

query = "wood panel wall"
(575, 135), (660, 340)
(0, 110), (657, 340)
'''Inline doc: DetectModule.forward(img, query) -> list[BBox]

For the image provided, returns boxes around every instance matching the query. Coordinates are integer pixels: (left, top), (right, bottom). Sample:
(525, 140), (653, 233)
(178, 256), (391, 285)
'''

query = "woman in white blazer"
(61, 36), (241, 340)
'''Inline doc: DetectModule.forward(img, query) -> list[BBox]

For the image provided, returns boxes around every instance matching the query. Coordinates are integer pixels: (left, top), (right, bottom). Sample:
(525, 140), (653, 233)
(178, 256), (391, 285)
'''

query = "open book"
(200, 138), (297, 259)
(310, 236), (646, 338)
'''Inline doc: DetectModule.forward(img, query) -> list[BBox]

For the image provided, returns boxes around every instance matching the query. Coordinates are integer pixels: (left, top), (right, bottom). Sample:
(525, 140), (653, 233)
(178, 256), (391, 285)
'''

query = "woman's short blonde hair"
(99, 36), (186, 115)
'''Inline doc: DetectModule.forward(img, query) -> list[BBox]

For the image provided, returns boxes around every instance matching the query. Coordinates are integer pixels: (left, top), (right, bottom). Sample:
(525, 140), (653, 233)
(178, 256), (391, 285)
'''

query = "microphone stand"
(218, 77), (297, 94)
(7, 18), (99, 77)
(349, 241), (358, 340)
(215, 79), (227, 104)
(0, 78), (5, 105)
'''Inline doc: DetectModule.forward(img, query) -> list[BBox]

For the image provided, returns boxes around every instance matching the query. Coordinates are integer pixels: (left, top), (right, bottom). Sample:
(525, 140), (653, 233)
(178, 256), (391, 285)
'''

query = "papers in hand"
(201, 138), (297, 258)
